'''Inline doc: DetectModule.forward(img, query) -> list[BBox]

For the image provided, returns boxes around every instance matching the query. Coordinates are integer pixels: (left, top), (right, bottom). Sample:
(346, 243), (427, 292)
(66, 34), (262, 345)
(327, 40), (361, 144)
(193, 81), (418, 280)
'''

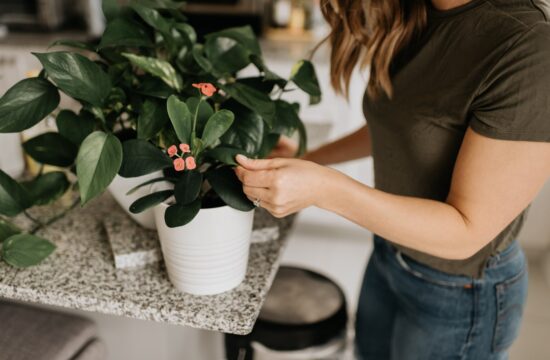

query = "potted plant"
(0, 0), (322, 291)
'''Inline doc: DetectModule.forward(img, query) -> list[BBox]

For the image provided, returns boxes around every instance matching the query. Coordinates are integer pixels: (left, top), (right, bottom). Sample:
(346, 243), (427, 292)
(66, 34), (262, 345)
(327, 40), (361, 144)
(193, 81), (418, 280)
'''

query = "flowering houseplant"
(0, 0), (321, 267)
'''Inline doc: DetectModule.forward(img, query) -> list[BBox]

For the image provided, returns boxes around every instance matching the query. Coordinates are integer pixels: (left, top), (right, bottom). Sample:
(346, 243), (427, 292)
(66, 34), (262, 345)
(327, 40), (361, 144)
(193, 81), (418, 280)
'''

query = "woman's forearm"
(303, 125), (372, 165)
(319, 170), (483, 260)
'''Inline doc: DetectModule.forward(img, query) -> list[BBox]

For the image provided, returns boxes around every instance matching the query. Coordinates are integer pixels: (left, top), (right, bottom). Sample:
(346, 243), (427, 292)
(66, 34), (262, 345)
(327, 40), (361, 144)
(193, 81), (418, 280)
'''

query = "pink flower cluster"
(167, 144), (196, 171)
(192, 83), (217, 97)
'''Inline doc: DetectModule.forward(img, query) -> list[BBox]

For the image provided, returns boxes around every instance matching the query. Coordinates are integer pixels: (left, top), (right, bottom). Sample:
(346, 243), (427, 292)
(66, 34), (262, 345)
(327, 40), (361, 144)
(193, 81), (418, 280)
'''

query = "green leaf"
(167, 95), (192, 143)
(102, 0), (120, 21)
(137, 76), (175, 99)
(0, 77), (59, 133)
(205, 26), (261, 56)
(0, 219), (21, 243)
(220, 83), (276, 127)
(56, 110), (95, 146)
(204, 146), (248, 166)
(174, 170), (202, 205)
(119, 139), (172, 177)
(2, 234), (56, 268)
(22, 132), (78, 167)
(126, 176), (174, 195)
(192, 44), (214, 74)
(175, 23), (197, 44)
(207, 166), (254, 211)
(164, 198), (201, 228)
(290, 60), (322, 105)
(34, 52), (112, 107)
(272, 100), (301, 137)
(99, 18), (153, 49)
(123, 53), (182, 91)
(186, 97), (213, 136)
(0, 170), (32, 216)
(221, 100), (264, 155)
(48, 39), (96, 51)
(138, 99), (169, 140)
(76, 131), (123, 205)
(21, 171), (70, 206)
(131, 3), (171, 34)
(202, 110), (234, 149)
(296, 119), (307, 157)
(258, 133), (281, 159)
(130, 190), (173, 214)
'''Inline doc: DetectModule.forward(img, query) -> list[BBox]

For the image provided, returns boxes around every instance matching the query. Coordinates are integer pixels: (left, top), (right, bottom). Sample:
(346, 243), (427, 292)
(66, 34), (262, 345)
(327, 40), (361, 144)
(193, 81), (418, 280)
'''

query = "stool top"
(259, 267), (345, 325)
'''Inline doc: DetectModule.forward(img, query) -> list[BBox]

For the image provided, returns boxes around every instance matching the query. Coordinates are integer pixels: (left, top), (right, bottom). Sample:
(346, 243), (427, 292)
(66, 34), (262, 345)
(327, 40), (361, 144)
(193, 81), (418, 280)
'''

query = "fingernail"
(236, 154), (248, 161)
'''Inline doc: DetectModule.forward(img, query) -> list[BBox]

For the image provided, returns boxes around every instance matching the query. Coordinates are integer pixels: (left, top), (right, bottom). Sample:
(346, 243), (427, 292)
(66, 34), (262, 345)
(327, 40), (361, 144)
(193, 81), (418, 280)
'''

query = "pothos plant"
(0, 0), (321, 266)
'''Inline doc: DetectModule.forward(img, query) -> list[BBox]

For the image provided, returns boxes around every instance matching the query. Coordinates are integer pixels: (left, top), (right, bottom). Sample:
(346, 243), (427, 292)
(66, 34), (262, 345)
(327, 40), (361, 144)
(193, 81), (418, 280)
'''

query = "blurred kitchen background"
(0, 0), (549, 359)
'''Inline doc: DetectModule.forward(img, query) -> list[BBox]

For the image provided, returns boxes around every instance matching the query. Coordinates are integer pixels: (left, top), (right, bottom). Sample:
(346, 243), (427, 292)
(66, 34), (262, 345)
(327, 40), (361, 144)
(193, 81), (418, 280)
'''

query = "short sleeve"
(470, 23), (550, 142)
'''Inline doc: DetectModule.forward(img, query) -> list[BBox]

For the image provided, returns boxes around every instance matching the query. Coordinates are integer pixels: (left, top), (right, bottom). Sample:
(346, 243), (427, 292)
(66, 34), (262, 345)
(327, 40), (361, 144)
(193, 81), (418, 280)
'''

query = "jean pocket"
(492, 266), (528, 353)
(393, 251), (472, 288)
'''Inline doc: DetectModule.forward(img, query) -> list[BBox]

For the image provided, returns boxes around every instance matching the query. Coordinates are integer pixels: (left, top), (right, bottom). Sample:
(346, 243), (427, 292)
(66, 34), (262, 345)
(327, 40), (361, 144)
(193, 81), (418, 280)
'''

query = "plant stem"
(29, 198), (80, 235)
(23, 210), (43, 227)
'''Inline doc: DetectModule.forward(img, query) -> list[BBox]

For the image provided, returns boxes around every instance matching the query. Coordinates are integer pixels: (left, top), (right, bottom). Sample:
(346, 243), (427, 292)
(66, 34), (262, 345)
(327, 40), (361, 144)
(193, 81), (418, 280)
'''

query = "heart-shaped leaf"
(56, 110), (96, 146)
(131, 3), (171, 34)
(164, 198), (201, 228)
(22, 171), (70, 206)
(130, 190), (173, 213)
(221, 100), (264, 155)
(119, 139), (172, 177)
(99, 18), (153, 49)
(202, 110), (234, 148)
(0, 77), (59, 133)
(204, 146), (248, 166)
(0, 170), (32, 216)
(138, 99), (169, 140)
(102, 0), (120, 21)
(49, 39), (96, 52)
(205, 26), (261, 56)
(290, 60), (322, 105)
(257, 133), (281, 159)
(167, 95), (192, 143)
(76, 131), (123, 205)
(123, 53), (182, 91)
(272, 100), (301, 137)
(207, 166), (254, 211)
(1, 234), (56, 268)
(220, 83), (276, 127)
(0, 219), (21, 243)
(23, 132), (78, 167)
(174, 170), (202, 205)
(34, 52), (112, 107)
(136, 76), (175, 99)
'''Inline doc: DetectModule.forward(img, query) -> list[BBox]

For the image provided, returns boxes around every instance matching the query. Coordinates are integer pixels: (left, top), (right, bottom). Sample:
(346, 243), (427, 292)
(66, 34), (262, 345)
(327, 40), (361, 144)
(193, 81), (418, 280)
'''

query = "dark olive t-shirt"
(363, 0), (550, 277)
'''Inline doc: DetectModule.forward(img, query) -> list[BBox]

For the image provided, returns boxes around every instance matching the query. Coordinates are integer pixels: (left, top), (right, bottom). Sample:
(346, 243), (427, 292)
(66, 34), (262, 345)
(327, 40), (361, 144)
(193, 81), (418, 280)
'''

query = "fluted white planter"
(108, 172), (162, 230)
(154, 200), (255, 295)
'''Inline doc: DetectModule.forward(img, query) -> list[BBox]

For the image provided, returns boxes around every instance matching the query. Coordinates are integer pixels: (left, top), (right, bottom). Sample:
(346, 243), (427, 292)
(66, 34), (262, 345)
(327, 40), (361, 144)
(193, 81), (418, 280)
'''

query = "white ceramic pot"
(108, 172), (162, 230)
(154, 199), (255, 296)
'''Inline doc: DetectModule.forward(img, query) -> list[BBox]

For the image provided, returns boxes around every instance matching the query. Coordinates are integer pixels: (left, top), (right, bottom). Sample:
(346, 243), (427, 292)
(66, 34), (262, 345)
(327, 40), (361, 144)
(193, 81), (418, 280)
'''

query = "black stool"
(225, 266), (348, 360)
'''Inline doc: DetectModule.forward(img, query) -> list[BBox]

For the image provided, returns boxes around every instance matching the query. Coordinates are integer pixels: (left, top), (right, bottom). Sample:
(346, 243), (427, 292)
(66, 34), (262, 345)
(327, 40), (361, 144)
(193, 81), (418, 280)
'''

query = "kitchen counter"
(0, 194), (295, 335)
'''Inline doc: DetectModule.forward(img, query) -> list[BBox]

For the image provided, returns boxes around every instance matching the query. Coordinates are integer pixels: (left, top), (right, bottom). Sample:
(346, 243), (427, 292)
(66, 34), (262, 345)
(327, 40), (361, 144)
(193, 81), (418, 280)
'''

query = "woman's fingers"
(243, 185), (272, 203)
(236, 155), (285, 171)
(235, 167), (273, 188)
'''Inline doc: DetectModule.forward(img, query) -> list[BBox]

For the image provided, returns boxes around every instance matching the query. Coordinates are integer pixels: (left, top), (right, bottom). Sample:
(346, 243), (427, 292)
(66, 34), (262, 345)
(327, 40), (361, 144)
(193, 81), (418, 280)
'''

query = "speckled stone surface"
(0, 193), (295, 335)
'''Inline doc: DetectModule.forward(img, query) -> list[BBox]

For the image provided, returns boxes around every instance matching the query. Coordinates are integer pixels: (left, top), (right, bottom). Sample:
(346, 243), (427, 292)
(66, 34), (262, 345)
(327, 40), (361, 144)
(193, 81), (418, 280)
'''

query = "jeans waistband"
(485, 240), (520, 269)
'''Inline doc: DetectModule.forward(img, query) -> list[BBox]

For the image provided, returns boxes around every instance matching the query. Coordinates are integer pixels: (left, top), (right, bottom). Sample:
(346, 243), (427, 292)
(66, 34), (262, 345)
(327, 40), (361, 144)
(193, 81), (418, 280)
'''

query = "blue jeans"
(355, 235), (528, 360)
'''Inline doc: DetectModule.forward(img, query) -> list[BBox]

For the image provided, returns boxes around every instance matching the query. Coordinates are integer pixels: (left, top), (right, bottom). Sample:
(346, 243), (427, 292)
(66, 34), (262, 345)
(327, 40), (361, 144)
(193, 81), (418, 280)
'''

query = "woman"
(235, 0), (550, 358)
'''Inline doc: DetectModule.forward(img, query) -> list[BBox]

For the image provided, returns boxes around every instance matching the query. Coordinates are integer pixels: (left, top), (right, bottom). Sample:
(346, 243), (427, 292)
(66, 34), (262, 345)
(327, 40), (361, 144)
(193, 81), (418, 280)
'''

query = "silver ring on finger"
(253, 198), (261, 207)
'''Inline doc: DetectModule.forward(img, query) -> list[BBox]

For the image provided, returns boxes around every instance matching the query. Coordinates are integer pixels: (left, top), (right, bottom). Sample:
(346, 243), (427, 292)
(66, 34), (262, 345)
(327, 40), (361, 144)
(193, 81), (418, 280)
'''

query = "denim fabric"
(355, 235), (528, 360)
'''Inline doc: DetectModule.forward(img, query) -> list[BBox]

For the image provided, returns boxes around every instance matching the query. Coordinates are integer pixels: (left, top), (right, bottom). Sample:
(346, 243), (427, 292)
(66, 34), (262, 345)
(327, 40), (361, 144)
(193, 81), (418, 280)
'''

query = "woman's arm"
(268, 125), (372, 165)
(235, 128), (550, 260)
(302, 125), (372, 165)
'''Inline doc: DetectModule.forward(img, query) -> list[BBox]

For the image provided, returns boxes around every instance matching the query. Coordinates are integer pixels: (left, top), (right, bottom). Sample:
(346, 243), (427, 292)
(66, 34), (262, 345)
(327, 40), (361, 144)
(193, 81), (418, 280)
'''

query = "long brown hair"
(319, 0), (428, 99)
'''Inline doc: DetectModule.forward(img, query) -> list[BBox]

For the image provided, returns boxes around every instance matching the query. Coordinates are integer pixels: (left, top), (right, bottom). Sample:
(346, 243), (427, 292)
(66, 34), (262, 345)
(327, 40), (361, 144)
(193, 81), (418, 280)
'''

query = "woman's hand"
(267, 136), (298, 158)
(234, 154), (340, 218)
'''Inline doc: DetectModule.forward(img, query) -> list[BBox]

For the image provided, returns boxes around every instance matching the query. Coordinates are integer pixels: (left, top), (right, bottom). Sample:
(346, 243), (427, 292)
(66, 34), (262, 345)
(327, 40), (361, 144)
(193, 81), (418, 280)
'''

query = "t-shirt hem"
(469, 120), (550, 142)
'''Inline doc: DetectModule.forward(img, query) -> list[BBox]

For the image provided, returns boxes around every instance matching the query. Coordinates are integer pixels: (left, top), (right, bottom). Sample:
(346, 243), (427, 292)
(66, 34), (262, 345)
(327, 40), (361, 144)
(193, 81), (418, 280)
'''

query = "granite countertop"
(0, 193), (295, 335)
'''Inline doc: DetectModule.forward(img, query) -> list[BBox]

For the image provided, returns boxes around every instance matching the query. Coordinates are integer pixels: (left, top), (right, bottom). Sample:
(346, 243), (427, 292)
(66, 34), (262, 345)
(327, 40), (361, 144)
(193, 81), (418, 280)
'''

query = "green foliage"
(34, 52), (112, 106)
(167, 95), (192, 143)
(164, 199), (201, 228)
(22, 172), (70, 206)
(290, 60), (322, 105)
(23, 132), (78, 167)
(119, 139), (172, 177)
(201, 110), (234, 148)
(56, 110), (96, 146)
(174, 170), (202, 204)
(0, 78), (59, 133)
(130, 190), (172, 213)
(0, 170), (32, 217)
(76, 131), (123, 205)
(0, 219), (21, 243)
(207, 166), (254, 211)
(1, 234), (56, 268)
